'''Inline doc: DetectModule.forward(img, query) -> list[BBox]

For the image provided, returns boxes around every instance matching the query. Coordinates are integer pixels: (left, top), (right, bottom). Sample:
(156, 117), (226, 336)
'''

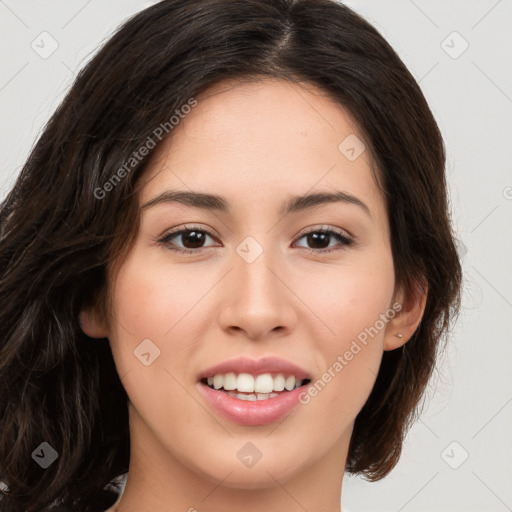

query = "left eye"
(158, 225), (354, 254)
(293, 228), (353, 252)
(158, 226), (218, 253)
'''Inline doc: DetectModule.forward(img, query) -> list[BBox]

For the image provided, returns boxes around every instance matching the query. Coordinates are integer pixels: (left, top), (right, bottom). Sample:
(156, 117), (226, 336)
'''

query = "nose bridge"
(236, 236), (279, 303)
(217, 232), (296, 339)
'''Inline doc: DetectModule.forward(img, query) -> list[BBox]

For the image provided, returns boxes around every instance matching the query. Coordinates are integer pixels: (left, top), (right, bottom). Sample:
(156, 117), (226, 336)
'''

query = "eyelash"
(157, 224), (354, 255)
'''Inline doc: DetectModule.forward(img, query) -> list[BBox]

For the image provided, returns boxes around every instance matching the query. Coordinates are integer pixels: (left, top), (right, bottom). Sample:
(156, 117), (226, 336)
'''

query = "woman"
(0, 0), (462, 511)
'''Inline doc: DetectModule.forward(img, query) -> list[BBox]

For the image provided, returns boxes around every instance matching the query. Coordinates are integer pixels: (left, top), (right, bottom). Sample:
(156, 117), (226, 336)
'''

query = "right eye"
(158, 225), (220, 254)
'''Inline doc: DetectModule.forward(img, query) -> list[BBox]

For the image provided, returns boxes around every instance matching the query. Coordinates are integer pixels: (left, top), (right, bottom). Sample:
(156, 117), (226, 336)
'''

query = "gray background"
(1, 1), (511, 511)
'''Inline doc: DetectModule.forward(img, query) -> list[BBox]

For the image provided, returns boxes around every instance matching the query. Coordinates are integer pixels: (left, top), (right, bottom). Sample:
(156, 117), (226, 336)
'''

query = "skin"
(81, 78), (426, 512)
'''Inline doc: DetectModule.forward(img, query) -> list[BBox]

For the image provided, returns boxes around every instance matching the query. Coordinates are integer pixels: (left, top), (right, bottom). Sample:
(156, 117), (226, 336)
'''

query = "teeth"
(204, 372), (306, 393)
(213, 374), (223, 390)
(223, 372), (237, 390)
(285, 375), (296, 391)
(255, 374), (274, 393)
(237, 373), (255, 392)
(273, 374), (285, 391)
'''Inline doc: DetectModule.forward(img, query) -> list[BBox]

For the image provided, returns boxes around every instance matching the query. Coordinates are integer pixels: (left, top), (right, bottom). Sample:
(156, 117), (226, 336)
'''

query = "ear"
(384, 279), (428, 351)
(79, 306), (109, 339)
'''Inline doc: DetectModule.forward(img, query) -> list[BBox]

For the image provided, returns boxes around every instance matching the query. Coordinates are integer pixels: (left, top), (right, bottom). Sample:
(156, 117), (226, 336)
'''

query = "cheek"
(106, 250), (208, 431)
(106, 247), (213, 384)
(110, 249), (209, 340)
(305, 249), (395, 353)
(297, 249), (395, 409)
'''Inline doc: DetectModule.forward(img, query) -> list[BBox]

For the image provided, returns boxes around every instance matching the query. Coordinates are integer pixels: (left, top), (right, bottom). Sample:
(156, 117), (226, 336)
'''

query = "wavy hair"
(0, 0), (462, 510)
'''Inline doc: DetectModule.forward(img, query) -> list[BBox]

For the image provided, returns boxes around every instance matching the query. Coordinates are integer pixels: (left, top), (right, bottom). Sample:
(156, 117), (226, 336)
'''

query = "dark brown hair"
(0, 0), (462, 510)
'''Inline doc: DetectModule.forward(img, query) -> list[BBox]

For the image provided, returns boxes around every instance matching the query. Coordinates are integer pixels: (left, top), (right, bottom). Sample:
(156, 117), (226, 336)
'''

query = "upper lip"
(197, 356), (312, 381)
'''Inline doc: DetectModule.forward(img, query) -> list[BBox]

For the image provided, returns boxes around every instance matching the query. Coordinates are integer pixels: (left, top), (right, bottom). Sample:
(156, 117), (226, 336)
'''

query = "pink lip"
(197, 355), (312, 381)
(196, 381), (310, 426)
(196, 356), (312, 426)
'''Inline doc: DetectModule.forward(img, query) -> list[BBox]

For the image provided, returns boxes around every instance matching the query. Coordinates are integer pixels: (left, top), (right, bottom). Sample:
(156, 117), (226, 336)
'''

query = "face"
(98, 78), (402, 488)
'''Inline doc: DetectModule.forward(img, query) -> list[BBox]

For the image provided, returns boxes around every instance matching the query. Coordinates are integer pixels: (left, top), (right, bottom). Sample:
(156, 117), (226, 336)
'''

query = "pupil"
(308, 232), (329, 249)
(183, 230), (204, 248)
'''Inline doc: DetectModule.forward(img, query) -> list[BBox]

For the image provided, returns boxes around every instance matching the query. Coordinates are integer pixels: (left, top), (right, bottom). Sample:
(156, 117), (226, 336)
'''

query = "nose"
(217, 243), (298, 341)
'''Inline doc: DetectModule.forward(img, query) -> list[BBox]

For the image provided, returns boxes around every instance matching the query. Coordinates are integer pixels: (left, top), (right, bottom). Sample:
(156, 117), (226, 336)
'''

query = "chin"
(190, 448), (307, 489)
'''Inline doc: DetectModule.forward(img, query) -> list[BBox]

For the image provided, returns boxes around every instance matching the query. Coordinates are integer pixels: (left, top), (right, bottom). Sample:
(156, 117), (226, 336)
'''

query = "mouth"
(199, 373), (312, 401)
(195, 356), (313, 425)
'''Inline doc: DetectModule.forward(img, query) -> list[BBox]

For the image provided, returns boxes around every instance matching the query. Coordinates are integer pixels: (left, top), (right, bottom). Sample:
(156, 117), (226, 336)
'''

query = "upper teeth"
(206, 373), (303, 393)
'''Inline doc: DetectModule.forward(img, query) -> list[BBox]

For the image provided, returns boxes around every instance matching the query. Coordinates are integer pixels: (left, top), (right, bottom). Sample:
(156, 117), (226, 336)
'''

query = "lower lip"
(196, 382), (307, 426)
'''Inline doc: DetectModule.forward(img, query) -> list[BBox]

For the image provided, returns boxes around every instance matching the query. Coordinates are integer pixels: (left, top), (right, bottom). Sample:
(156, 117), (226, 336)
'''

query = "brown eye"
(294, 228), (353, 253)
(158, 225), (218, 254)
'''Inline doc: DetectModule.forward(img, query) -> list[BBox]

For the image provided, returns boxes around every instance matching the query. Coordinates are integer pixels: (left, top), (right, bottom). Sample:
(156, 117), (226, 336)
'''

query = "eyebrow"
(141, 189), (371, 217)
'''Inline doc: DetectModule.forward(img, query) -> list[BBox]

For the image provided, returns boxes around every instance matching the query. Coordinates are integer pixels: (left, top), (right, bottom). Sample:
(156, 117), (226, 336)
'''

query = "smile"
(196, 355), (313, 425)
(201, 372), (310, 401)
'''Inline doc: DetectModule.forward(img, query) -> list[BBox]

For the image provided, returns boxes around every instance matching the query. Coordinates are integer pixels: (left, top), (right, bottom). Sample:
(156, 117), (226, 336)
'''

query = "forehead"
(138, 78), (386, 229)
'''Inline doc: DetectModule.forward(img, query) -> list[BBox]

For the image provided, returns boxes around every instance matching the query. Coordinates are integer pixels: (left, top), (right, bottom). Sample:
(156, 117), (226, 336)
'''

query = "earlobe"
(384, 332), (408, 351)
(384, 280), (428, 351)
(79, 308), (109, 339)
